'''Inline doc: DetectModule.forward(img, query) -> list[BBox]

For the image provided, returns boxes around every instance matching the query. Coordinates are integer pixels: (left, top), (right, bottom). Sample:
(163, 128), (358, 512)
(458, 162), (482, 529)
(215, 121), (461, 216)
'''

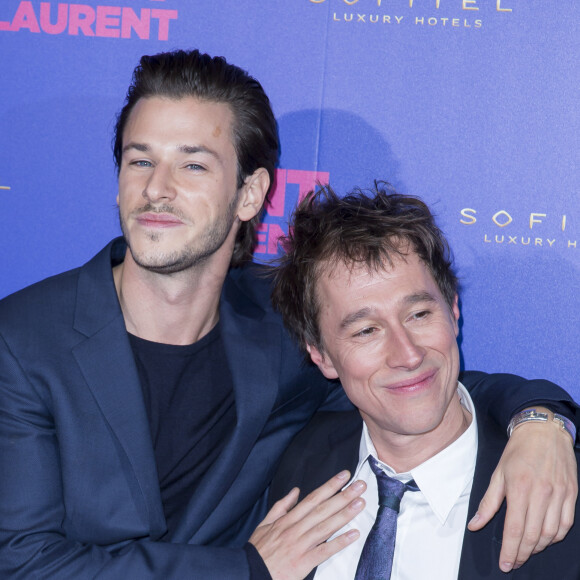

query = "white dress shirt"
(315, 383), (478, 580)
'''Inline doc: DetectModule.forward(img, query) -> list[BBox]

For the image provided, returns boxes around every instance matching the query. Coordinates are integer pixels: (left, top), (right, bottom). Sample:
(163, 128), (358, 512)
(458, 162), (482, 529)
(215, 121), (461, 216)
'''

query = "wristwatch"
(507, 408), (576, 444)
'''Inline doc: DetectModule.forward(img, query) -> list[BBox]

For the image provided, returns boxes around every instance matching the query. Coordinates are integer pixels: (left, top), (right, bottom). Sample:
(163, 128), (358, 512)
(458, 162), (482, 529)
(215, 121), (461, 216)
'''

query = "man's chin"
(134, 256), (191, 274)
(129, 243), (216, 274)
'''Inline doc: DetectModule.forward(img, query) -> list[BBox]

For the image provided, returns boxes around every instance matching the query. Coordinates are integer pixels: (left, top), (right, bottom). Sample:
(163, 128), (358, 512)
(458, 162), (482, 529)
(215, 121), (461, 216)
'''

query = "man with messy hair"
(269, 183), (580, 579)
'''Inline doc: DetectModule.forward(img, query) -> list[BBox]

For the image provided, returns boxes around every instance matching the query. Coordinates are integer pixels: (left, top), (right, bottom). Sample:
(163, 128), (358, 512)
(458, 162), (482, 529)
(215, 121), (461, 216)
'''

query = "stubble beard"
(119, 193), (240, 275)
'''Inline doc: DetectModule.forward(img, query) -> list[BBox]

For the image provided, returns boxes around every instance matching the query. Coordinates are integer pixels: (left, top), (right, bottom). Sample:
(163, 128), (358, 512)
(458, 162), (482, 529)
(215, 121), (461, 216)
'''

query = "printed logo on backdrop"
(255, 169), (330, 257)
(459, 206), (577, 252)
(309, 0), (517, 30)
(0, 0), (178, 40)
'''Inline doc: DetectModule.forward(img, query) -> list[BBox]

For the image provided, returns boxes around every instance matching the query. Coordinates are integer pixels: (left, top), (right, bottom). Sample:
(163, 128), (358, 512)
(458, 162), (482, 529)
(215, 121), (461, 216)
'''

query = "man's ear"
(452, 293), (460, 336)
(237, 167), (270, 222)
(306, 343), (339, 380)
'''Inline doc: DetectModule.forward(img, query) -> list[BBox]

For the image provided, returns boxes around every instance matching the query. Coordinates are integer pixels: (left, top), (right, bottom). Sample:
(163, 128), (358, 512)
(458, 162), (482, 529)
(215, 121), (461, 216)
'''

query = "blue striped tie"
(354, 456), (418, 580)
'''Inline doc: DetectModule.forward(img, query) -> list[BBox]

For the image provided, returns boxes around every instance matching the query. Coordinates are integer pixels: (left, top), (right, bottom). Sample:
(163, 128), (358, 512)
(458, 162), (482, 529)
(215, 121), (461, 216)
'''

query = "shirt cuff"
(244, 543), (272, 580)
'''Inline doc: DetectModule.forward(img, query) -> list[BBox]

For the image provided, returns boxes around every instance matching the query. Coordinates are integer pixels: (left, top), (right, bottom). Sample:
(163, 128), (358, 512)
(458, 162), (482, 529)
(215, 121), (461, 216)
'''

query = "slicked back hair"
(271, 182), (458, 352)
(113, 49), (279, 267)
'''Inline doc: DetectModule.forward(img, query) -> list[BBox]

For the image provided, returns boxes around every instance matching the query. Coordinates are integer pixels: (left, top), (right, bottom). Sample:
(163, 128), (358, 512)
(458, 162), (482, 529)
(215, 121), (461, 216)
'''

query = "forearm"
(464, 372), (578, 572)
(0, 530), (252, 580)
(460, 370), (579, 431)
(0, 416), (254, 579)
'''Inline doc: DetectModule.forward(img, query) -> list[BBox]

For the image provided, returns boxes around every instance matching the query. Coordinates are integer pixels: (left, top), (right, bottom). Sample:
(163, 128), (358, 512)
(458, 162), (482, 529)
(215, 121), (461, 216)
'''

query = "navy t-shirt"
(129, 322), (236, 535)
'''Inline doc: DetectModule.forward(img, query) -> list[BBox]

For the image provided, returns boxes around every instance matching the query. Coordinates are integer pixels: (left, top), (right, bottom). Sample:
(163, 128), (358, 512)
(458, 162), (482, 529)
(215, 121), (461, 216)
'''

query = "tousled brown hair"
(271, 182), (458, 351)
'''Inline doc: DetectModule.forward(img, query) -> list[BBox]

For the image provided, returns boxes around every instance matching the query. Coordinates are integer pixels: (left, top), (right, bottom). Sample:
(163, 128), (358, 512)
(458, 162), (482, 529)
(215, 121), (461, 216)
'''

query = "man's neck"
(113, 249), (231, 346)
(365, 393), (472, 473)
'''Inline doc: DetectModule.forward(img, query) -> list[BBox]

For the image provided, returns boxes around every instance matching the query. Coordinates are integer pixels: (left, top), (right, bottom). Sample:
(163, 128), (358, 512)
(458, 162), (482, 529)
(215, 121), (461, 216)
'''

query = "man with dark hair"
(0, 49), (577, 580)
(112, 49), (279, 267)
(270, 183), (580, 579)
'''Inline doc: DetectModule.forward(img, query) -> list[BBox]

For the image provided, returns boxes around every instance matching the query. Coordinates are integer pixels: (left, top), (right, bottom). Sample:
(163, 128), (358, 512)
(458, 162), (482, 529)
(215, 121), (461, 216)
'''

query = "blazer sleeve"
(0, 332), (254, 580)
(459, 370), (579, 434)
(320, 370), (579, 436)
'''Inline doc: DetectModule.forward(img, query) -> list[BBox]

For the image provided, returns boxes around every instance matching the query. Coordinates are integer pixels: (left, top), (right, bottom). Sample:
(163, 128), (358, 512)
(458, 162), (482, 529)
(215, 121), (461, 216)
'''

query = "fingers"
(250, 470), (366, 580)
(500, 477), (565, 571)
(266, 471), (365, 551)
(280, 469), (352, 522)
(527, 464), (577, 551)
(529, 480), (567, 553)
(470, 466), (573, 573)
(287, 490), (365, 576)
(552, 488), (577, 544)
(482, 412), (578, 573)
(309, 526), (361, 565)
(467, 469), (505, 532)
(260, 487), (300, 526)
(296, 480), (366, 552)
(498, 481), (532, 572)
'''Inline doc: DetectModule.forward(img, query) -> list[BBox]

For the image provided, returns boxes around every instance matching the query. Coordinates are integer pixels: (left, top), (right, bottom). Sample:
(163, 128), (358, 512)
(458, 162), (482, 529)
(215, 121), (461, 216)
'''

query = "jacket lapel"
(304, 414), (362, 580)
(299, 413), (362, 500)
(71, 240), (166, 538)
(458, 412), (506, 580)
(171, 274), (282, 543)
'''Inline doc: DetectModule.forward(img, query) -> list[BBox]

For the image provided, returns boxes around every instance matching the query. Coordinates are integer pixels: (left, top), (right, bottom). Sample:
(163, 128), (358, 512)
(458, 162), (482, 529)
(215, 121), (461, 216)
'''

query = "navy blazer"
(270, 407), (580, 579)
(0, 239), (576, 578)
(0, 239), (345, 579)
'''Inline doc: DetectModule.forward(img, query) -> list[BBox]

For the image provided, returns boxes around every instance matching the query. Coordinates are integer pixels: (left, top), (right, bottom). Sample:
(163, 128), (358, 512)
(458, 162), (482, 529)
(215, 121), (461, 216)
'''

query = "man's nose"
(385, 327), (425, 370)
(142, 164), (177, 203)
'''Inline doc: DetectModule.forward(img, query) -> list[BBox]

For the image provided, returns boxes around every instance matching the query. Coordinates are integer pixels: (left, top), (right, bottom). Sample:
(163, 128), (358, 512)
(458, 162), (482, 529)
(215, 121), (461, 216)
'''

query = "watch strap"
(507, 408), (576, 443)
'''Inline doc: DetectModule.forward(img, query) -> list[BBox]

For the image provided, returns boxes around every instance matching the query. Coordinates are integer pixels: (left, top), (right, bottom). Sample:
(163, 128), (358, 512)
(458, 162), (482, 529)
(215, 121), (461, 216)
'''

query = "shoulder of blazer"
(292, 411), (363, 448)
(0, 239), (122, 340)
(270, 411), (362, 505)
(222, 262), (274, 319)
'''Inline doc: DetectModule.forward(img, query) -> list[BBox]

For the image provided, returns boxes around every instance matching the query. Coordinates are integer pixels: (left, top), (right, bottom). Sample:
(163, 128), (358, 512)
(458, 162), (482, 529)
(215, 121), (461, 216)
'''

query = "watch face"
(508, 410), (576, 444)
(507, 409), (549, 437)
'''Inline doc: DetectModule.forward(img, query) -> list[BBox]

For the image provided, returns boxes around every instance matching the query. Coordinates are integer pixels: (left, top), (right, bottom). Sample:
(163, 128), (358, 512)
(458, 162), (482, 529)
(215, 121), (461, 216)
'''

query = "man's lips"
(136, 212), (184, 228)
(384, 369), (437, 392)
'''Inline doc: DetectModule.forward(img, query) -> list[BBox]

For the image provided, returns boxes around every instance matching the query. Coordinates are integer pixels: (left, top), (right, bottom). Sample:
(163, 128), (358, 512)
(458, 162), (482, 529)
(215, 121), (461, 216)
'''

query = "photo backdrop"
(1, 0), (578, 398)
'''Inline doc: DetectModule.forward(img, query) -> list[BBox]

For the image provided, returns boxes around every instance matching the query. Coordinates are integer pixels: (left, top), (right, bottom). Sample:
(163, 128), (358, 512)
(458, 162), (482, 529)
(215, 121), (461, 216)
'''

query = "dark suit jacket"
(0, 239), (346, 579)
(0, 239), (575, 578)
(270, 407), (580, 579)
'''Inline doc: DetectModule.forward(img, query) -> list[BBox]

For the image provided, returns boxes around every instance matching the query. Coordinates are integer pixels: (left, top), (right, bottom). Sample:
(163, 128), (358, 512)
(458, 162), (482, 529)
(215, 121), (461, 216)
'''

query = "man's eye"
(185, 163), (205, 171)
(354, 327), (377, 337)
(130, 160), (152, 167)
(413, 310), (430, 320)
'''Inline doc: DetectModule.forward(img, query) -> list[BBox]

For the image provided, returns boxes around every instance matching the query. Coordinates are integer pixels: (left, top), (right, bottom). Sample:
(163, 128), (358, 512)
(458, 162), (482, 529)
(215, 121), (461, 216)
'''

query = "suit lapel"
(458, 412), (506, 580)
(171, 276), (282, 543)
(305, 414), (362, 580)
(71, 240), (166, 538)
(299, 414), (362, 500)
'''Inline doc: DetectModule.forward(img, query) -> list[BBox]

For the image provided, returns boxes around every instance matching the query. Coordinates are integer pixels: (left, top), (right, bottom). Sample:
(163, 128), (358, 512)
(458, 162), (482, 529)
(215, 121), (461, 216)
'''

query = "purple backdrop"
(1, 0), (578, 397)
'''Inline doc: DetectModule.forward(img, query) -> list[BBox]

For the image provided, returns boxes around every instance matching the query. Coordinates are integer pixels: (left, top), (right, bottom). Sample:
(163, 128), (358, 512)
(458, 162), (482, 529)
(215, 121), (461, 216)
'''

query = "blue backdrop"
(1, 0), (578, 398)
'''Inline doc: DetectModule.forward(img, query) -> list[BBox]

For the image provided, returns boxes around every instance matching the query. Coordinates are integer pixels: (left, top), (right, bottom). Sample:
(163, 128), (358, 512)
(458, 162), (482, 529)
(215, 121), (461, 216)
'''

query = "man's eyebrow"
(178, 144), (219, 158)
(405, 292), (437, 306)
(340, 307), (374, 330)
(122, 142), (149, 154)
(339, 292), (437, 329)
(121, 143), (220, 159)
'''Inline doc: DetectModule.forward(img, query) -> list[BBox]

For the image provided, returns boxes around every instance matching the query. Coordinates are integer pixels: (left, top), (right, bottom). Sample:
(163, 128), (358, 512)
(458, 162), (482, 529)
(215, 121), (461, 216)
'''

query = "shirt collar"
(355, 382), (478, 525)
